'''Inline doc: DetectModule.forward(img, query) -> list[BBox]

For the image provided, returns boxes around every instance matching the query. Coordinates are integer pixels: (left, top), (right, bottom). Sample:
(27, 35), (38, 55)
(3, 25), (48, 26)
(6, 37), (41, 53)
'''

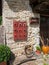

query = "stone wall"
(0, 25), (5, 44)
(3, 0), (40, 61)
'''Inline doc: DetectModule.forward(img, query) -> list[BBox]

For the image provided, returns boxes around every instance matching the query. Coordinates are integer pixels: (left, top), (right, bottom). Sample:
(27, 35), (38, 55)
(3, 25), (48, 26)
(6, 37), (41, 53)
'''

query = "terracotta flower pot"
(0, 62), (7, 65)
(42, 45), (49, 54)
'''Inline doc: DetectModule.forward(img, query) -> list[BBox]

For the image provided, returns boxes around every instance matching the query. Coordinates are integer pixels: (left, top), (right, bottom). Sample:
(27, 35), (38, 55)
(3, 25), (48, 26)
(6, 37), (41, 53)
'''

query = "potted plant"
(36, 45), (41, 55)
(40, 37), (49, 54)
(0, 44), (11, 65)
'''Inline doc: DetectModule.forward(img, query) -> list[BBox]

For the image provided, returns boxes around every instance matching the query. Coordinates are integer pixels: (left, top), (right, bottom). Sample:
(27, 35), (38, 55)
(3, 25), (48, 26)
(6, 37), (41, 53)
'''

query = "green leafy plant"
(0, 16), (2, 25)
(36, 45), (41, 51)
(43, 63), (48, 65)
(0, 44), (11, 63)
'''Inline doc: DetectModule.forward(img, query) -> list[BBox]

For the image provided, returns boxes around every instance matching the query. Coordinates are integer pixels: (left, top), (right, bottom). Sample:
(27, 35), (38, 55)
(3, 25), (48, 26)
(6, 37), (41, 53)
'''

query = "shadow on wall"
(9, 51), (15, 65)
(0, 26), (4, 44)
(5, 0), (32, 12)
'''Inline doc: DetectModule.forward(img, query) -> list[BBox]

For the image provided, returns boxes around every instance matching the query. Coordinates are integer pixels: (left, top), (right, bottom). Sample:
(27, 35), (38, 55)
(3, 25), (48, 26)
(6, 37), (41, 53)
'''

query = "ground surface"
(10, 54), (49, 65)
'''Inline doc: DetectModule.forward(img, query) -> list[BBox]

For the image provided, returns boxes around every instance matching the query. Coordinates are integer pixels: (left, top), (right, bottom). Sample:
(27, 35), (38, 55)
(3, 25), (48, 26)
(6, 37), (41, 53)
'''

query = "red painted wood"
(13, 20), (27, 41)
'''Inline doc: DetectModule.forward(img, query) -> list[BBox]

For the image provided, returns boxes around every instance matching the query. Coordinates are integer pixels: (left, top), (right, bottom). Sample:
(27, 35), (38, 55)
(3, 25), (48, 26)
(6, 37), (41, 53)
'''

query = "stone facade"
(3, 0), (40, 64)
(0, 25), (5, 44)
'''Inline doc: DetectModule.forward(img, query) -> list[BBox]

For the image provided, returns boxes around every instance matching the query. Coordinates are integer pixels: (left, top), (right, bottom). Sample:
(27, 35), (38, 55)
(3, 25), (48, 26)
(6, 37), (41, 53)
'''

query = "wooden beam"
(33, 1), (49, 15)
(40, 14), (49, 17)
(29, 0), (49, 16)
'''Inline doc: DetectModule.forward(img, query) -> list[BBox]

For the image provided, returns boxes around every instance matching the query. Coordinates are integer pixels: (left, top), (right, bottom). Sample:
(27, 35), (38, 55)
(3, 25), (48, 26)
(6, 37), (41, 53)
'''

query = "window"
(40, 16), (49, 45)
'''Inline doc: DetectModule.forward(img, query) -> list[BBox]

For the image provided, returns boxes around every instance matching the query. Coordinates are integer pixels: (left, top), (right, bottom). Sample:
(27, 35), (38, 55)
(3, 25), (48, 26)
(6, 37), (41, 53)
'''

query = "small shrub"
(0, 44), (11, 63)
